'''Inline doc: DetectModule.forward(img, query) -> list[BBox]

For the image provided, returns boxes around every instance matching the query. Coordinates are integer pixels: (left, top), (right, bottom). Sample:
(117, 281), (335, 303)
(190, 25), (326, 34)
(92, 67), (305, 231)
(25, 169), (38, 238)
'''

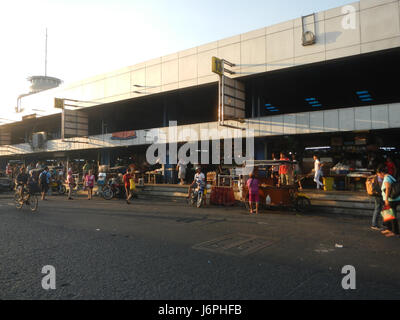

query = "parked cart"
(241, 160), (311, 213)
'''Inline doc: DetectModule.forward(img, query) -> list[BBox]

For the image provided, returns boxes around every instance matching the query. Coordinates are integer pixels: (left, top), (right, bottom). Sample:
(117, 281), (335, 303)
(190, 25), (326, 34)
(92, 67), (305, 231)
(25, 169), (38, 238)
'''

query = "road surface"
(0, 194), (399, 300)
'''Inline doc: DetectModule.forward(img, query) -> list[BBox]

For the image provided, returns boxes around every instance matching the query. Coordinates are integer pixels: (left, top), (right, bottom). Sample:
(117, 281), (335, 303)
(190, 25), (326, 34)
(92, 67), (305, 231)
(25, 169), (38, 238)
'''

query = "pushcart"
(241, 160), (311, 213)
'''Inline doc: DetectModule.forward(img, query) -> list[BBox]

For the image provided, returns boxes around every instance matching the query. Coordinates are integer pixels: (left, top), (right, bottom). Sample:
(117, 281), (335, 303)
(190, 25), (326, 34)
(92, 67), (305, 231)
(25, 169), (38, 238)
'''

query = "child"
(247, 172), (259, 214)
(85, 170), (95, 200)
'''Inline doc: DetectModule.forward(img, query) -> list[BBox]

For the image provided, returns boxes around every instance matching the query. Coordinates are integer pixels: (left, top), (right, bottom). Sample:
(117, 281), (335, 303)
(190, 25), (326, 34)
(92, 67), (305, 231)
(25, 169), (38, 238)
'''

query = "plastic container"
(323, 177), (334, 191)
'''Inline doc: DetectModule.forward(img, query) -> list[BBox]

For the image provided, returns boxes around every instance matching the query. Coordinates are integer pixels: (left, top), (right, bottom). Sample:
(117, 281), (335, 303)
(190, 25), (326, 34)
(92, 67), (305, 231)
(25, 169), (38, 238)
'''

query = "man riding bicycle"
(187, 166), (206, 204)
(16, 167), (29, 202)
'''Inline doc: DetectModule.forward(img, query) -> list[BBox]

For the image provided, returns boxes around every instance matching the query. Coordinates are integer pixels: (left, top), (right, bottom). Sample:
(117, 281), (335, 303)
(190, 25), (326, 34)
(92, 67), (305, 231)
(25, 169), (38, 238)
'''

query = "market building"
(1, 0), (400, 191)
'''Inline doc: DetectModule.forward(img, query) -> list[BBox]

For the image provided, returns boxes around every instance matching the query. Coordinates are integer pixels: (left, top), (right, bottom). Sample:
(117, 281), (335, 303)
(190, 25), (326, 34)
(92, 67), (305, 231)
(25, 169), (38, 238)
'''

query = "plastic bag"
(381, 205), (396, 222)
(129, 178), (136, 191)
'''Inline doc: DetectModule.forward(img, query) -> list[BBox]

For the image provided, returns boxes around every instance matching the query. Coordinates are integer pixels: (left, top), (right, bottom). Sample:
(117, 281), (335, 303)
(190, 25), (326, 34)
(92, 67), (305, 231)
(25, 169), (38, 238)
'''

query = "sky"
(0, 0), (354, 121)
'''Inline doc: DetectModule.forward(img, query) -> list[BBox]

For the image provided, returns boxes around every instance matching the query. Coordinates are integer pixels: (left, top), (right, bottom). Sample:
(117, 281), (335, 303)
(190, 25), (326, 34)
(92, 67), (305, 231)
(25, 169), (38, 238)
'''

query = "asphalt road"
(0, 193), (399, 300)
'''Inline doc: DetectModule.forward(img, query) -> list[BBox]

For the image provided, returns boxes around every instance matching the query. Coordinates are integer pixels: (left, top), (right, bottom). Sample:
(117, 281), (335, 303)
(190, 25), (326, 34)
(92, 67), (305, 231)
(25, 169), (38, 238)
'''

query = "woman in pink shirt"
(85, 170), (95, 200)
(66, 169), (75, 200)
(247, 172), (260, 214)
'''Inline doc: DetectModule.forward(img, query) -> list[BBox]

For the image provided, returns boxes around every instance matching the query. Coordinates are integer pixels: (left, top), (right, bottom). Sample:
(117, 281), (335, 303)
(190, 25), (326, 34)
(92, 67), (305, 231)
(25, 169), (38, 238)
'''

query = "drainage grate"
(193, 233), (278, 257)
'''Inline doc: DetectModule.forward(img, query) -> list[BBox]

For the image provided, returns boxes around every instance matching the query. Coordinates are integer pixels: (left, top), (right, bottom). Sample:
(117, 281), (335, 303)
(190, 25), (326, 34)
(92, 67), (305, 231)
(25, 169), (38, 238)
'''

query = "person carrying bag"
(376, 165), (400, 237)
(123, 169), (133, 204)
(367, 174), (384, 230)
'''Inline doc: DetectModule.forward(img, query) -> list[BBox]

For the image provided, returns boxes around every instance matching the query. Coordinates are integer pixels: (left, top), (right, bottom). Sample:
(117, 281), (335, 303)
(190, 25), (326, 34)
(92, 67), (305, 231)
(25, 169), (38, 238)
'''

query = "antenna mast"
(45, 28), (48, 76)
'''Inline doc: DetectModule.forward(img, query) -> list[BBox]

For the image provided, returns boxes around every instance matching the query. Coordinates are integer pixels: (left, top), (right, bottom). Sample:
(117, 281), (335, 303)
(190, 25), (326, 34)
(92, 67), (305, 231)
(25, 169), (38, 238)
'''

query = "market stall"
(239, 160), (311, 212)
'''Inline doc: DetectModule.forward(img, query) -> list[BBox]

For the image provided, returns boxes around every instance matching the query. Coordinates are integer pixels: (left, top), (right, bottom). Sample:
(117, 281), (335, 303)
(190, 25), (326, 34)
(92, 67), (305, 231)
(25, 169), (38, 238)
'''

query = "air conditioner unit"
(302, 13), (317, 46)
(32, 132), (47, 149)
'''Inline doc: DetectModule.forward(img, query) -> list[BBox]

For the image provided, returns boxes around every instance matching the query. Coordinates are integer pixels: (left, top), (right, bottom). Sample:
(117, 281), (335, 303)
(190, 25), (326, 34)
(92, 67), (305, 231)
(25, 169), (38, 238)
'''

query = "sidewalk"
(0, 186), (374, 218)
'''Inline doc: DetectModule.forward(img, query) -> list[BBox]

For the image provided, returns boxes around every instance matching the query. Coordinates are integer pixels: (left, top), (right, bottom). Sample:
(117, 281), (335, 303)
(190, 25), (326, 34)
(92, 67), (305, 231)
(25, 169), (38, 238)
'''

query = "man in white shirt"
(187, 166), (205, 198)
(97, 172), (107, 195)
(313, 155), (324, 190)
(176, 159), (187, 185)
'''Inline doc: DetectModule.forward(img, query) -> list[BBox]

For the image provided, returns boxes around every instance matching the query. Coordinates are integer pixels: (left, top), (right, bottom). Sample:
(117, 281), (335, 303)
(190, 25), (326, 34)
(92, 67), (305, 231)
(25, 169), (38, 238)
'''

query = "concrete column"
(264, 140), (268, 160)
(163, 99), (168, 127)
(251, 83), (256, 118)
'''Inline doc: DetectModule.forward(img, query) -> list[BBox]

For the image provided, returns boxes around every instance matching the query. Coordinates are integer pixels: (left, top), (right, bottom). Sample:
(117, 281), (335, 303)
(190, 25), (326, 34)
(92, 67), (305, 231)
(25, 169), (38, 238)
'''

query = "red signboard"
(111, 131), (137, 140)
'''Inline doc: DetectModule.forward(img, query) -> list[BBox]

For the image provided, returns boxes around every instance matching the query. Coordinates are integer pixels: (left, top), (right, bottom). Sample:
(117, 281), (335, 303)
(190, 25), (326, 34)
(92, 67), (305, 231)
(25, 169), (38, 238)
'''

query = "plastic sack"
(381, 205), (396, 222)
(129, 178), (136, 191)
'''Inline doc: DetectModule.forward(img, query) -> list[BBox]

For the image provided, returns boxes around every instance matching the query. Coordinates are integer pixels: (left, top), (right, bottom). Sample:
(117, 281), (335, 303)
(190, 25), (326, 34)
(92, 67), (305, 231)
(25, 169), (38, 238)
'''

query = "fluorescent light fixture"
(305, 98), (316, 101)
(359, 94), (371, 98)
(309, 101), (319, 105)
(361, 98), (373, 102)
(312, 104), (322, 107)
(265, 104), (272, 107)
(380, 147), (396, 151)
(356, 91), (369, 95)
(266, 106), (275, 110)
(305, 146), (331, 150)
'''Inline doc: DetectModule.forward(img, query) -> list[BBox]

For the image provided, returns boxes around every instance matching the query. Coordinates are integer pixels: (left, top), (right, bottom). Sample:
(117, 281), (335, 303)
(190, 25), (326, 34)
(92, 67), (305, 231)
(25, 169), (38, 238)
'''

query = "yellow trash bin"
(323, 177), (334, 191)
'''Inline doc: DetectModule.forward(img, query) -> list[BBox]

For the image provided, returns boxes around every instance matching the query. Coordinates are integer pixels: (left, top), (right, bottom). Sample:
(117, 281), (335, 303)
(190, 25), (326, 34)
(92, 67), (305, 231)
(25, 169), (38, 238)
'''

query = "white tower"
(16, 28), (62, 113)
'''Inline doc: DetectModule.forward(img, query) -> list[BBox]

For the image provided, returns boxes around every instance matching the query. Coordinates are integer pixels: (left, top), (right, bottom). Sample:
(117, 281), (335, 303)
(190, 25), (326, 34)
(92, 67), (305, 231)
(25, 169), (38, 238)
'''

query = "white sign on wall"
(219, 76), (246, 122)
(62, 109), (89, 139)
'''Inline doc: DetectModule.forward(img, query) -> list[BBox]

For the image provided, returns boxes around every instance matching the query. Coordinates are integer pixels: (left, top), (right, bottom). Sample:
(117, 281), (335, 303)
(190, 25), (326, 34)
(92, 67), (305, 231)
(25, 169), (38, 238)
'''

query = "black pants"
(40, 183), (49, 194)
(384, 202), (400, 234)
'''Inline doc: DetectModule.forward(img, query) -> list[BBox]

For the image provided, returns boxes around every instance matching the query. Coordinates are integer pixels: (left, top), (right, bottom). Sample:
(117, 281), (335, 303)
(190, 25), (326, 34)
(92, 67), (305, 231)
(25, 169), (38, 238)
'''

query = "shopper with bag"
(376, 165), (400, 237)
(366, 171), (384, 231)
(123, 168), (133, 204)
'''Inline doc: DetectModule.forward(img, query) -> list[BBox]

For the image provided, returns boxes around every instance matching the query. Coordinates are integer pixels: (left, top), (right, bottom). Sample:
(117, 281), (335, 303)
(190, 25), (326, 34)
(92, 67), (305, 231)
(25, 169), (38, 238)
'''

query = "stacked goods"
(207, 172), (217, 185)
(331, 162), (350, 175)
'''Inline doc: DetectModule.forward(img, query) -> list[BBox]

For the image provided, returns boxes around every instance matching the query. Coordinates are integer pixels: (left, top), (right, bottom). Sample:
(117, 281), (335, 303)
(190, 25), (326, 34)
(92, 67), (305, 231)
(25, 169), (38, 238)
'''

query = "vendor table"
(327, 173), (371, 191)
(346, 173), (371, 192)
(329, 174), (347, 191)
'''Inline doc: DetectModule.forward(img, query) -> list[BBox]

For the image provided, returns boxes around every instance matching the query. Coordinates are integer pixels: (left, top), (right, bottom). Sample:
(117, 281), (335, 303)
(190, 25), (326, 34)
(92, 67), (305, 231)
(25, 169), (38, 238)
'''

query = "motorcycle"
(102, 178), (125, 200)
(49, 179), (67, 195)
(47, 166), (67, 195)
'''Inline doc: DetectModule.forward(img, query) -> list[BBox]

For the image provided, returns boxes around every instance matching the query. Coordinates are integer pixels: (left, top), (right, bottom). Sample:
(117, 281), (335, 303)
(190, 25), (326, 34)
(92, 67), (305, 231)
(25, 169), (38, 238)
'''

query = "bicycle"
(14, 185), (39, 212)
(188, 183), (205, 208)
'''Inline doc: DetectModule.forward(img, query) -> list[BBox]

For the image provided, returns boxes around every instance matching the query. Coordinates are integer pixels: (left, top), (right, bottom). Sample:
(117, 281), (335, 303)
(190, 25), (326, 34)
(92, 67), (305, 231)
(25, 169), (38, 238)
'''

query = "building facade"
(1, 0), (399, 174)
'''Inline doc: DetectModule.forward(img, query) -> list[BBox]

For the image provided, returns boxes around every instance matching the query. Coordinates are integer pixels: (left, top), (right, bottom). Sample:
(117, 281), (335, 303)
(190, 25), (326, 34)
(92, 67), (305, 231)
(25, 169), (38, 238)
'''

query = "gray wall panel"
(339, 108), (355, 131)
(371, 104), (389, 129)
(355, 106), (372, 130)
